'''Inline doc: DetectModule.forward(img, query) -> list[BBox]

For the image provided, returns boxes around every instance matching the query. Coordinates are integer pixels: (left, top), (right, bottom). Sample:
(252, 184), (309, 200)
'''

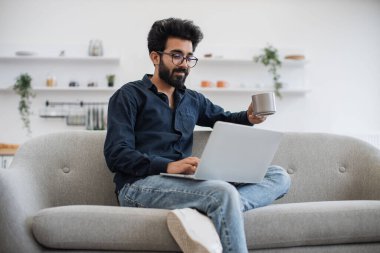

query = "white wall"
(0, 0), (379, 144)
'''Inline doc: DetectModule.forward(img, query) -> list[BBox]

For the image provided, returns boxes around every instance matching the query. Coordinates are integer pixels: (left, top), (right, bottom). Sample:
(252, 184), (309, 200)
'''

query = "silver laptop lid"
(194, 121), (283, 183)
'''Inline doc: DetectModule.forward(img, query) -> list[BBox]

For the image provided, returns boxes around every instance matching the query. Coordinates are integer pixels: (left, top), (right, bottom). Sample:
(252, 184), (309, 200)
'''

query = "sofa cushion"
(32, 205), (179, 251)
(244, 200), (380, 249)
(32, 201), (380, 251)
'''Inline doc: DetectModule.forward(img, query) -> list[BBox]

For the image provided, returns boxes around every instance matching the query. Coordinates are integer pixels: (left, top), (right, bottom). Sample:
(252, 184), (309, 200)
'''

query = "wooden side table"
(0, 143), (19, 169)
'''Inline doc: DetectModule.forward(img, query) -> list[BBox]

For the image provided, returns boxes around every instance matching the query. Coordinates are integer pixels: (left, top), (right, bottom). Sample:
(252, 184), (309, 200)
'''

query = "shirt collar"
(142, 74), (155, 90)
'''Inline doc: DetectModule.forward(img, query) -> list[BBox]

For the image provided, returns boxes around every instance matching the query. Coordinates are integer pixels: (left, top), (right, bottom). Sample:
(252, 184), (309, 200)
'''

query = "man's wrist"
(151, 156), (173, 174)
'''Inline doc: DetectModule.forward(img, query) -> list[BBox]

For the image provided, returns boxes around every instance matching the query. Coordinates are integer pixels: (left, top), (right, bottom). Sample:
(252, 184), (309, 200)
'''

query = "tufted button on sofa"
(1, 130), (380, 253)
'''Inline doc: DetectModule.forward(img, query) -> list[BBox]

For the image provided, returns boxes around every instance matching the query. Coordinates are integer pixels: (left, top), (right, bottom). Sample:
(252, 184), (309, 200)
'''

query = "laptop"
(160, 121), (283, 183)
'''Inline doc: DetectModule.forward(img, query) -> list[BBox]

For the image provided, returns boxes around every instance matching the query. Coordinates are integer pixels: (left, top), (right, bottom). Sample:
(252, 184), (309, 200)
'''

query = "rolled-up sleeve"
(195, 92), (252, 127)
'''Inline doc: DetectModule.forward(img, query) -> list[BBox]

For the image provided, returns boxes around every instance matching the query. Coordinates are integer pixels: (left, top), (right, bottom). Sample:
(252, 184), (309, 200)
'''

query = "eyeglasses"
(157, 51), (198, 68)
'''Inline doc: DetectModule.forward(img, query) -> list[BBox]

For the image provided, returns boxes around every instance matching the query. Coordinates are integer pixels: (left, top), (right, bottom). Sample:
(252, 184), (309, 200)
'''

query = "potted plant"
(106, 74), (115, 87)
(254, 45), (283, 98)
(13, 73), (35, 135)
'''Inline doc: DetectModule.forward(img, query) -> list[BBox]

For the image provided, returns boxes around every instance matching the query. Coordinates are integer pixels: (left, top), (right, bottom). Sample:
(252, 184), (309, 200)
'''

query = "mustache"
(173, 68), (189, 74)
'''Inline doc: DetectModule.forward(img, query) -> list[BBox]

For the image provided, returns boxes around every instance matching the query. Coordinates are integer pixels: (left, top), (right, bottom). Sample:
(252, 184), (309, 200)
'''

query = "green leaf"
(254, 44), (283, 98)
(14, 73), (34, 135)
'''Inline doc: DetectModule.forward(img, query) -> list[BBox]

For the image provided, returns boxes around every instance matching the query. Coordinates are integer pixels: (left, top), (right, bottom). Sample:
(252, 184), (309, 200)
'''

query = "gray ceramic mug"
(251, 92), (276, 116)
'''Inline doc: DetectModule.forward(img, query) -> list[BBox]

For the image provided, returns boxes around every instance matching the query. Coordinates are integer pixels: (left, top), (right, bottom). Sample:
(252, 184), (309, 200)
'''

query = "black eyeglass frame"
(156, 51), (198, 68)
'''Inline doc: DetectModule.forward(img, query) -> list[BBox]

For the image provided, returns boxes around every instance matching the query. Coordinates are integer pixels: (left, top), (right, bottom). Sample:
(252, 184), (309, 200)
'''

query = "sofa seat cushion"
(244, 200), (380, 249)
(32, 201), (380, 251)
(32, 205), (180, 251)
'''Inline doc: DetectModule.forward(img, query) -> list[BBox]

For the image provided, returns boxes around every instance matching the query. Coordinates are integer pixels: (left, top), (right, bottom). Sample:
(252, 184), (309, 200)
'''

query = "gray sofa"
(1, 130), (380, 253)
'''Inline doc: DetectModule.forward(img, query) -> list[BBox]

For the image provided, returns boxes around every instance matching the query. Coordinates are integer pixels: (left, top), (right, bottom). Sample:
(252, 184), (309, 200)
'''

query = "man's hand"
(167, 157), (200, 175)
(247, 102), (267, 124)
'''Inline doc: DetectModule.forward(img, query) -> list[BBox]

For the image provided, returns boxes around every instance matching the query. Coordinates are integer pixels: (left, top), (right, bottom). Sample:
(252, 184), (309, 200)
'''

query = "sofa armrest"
(0, 167), (49, 253)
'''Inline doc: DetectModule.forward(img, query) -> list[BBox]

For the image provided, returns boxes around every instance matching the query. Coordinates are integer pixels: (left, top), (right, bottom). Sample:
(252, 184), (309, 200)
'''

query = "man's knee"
(267, 165), (291, 195)
(203, 180), (241, 204)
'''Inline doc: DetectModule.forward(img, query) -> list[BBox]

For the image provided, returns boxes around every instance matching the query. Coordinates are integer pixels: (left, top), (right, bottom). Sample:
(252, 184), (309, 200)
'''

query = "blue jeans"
(118, 166), (291, 253)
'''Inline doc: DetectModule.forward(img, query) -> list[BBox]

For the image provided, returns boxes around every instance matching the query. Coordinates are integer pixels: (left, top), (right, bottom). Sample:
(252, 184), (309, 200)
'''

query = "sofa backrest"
(10, 131), (118, 207)
(194, 131), (380, 203)
(276, 132), (380, 203)
(10, 130), (380, 207)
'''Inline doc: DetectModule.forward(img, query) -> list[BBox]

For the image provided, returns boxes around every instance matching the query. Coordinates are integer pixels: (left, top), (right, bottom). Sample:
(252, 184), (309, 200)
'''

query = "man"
(104, 17), (291, 253)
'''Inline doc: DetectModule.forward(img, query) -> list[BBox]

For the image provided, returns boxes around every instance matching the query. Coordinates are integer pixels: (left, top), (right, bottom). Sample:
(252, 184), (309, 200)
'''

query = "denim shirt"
(104, 74), (252, 192)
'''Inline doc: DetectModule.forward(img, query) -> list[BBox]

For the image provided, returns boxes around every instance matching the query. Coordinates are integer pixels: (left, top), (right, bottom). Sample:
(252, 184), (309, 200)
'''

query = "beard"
(158, 61), (189, 89)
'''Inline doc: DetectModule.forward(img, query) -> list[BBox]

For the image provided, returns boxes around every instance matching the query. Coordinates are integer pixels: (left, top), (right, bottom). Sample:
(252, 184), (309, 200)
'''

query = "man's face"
(158, 37), (194, 89)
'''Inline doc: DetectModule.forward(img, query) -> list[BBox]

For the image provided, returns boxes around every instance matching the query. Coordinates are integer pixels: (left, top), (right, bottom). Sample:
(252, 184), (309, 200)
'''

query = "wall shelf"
(193, 54), (310, 96)
(0, 86), (118, 92)
(193, 87), (311, 95)
(0, 86), (309, 95)
(0, 54), (121, 92)
(198, 57), (308, 67)
(0, 55), (120, 63)
(33, 86), (118, 91)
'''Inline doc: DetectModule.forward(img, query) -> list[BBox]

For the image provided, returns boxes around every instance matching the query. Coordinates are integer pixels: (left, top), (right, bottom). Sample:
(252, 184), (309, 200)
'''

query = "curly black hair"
(147, 18), (204, 53)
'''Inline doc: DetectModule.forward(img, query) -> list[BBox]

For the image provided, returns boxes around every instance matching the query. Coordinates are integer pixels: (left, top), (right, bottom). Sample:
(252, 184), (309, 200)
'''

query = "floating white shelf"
(0, 86), (118, 92)
(0, 55), (120, 63)
(0, 86), (310, 94)
(33, 86), (118, 91)
(193, 87), (311, 95)
(198, 57), (308, 67)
